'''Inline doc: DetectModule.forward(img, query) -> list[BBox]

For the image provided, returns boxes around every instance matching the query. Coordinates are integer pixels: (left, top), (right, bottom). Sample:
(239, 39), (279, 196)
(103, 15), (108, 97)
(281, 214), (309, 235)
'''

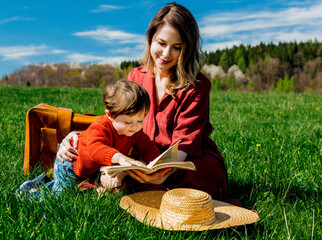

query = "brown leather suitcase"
(23, 103), (98, 176)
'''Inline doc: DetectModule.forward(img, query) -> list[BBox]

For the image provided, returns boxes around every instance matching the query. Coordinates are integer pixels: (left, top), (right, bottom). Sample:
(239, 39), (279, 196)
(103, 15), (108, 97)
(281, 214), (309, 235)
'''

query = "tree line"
(204, 39), (321, 93)
(1, 40), (321, 93)
(0, 62), (128, 89)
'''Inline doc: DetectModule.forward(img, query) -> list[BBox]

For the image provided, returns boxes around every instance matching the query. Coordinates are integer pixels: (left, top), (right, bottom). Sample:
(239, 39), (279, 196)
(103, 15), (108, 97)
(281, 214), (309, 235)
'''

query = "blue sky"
(0, 0), (321, 77)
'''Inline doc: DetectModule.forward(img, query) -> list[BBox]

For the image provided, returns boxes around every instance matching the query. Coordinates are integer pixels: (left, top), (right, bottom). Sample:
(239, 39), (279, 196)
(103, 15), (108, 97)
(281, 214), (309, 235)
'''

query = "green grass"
(0, 86), (321, 239)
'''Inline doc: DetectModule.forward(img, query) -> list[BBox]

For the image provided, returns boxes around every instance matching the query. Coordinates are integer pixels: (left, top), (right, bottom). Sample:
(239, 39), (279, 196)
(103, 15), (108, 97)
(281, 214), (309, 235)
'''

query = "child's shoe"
(29, 188), (41, 197)
(77, 180), (96, 192)
(19, 173), (51, 194)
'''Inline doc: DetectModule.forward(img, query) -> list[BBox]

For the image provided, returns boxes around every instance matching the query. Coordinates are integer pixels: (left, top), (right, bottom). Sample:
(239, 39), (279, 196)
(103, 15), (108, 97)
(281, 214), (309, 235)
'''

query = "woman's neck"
(154, 67), (170, 79)
(154, 72), (168, 106)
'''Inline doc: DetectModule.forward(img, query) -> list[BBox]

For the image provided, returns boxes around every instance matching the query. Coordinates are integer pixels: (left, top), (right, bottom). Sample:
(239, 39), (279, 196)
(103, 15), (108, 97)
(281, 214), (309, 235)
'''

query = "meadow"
(0, 86), (320, 239)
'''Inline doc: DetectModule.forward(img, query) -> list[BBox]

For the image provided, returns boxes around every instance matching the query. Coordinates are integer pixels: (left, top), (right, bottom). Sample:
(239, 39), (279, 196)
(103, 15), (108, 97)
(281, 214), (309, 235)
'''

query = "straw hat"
(120, 188), (259, 231)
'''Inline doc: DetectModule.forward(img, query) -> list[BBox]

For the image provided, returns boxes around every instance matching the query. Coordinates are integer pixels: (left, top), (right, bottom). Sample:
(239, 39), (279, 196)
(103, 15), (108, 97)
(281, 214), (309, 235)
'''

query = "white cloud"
(91, 5), (125, 13)
(0, 17), (21, 24)
(66, 52), (135, 65)
(273, 30), (322, 43)
(0, 45), (66, 61)
(203, 41), (242, 52)
(199, 2), (322, 45)
(112, 45), (145, 54)
(0, 16), (34, 24)
(73, 27), (145, 45)
(66, 53), (111, 63)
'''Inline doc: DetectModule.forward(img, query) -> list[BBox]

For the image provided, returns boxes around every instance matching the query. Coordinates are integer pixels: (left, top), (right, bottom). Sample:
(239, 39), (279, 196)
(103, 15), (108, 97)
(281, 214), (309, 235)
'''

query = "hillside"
(1, 40), (321, 93)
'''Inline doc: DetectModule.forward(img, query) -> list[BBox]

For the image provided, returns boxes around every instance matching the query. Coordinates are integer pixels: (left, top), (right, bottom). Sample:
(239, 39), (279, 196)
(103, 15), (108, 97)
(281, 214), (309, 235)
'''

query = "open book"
(100, 141), (196, 178)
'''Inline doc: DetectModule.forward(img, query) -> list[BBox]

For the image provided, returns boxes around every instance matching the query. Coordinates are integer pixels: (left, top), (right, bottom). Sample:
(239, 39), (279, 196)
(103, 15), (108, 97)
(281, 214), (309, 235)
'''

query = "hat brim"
(120, 190), (259, 231)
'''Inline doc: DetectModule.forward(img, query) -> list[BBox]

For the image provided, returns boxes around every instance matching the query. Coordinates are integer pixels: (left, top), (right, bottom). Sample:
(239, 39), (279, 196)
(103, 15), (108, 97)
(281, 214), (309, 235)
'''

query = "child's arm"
(111, 152), (146, 167)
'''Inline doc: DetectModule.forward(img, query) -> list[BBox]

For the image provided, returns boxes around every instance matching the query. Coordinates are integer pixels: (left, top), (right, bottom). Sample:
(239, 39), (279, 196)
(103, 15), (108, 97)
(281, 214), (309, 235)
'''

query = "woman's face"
(150, 24), (182, 74)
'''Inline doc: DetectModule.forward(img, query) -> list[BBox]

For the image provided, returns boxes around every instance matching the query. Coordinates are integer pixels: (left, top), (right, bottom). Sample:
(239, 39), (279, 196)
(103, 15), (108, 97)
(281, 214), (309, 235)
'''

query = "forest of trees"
(1, 40), (321, 93)
(204, 39), (321, 93)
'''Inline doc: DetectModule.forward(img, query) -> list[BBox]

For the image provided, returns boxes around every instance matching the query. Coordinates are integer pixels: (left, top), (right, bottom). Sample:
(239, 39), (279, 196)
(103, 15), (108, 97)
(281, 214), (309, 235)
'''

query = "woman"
(58, 2), (227, 200)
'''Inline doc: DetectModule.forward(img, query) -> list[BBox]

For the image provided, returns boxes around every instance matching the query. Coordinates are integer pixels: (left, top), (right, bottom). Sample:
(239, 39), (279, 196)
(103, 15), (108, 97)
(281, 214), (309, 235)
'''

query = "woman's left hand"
(126, 167), (174, 185)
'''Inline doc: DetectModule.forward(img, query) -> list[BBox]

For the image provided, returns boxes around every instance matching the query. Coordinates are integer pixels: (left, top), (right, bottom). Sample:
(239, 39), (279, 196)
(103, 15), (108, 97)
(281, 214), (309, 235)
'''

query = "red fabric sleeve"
(81, 122), (119, 166)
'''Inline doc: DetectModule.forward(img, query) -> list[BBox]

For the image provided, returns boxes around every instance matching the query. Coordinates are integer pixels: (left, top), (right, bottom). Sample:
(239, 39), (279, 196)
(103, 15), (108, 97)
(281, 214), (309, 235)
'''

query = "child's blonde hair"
(102, 80), (150, 118)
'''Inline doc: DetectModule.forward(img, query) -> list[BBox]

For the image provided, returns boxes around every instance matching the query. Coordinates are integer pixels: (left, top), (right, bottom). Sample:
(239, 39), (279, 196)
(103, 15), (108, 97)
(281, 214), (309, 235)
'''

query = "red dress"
(128, 66), (228, 200)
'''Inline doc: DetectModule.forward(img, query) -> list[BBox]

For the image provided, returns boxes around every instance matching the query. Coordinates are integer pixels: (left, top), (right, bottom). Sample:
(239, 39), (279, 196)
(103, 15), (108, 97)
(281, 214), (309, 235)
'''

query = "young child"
(21, 80), (161, 196)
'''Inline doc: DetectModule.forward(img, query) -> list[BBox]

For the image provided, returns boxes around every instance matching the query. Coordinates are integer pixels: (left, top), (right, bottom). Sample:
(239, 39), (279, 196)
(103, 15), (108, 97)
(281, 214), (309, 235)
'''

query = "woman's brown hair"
(141, 2), (203, 96)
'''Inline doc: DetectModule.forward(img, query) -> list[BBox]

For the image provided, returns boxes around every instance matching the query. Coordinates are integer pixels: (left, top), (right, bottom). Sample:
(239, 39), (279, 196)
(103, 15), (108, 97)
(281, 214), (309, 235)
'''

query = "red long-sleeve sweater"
(73, 115), (160, 179)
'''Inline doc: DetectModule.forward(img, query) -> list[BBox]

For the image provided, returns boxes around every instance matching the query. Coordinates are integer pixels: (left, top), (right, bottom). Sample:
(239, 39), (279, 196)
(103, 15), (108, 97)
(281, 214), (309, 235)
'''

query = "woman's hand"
(57, 131), (80, 162)
(126, 167), (174, 185)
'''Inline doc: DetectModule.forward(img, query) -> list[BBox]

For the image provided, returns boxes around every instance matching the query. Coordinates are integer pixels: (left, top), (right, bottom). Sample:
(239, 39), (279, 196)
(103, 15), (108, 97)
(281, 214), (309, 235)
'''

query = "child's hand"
(112, 153), (146, 167)
(119, 156), (146, 167)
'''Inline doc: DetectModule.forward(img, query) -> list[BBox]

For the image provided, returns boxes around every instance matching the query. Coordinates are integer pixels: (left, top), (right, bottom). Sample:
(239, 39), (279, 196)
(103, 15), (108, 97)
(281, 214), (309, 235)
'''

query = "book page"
(101, 165), (150, 178)
(146, 140), (180, 168)
(150, 161), (196, 172)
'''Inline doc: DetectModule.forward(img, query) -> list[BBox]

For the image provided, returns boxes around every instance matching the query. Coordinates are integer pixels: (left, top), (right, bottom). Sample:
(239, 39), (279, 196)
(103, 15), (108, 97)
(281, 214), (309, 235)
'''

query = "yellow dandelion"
(316, 107), (320, 111)
(290, 107), (294, 110)
(256, 144), (261, 147)
(272, 138), (275, 141)
(279, 111), (282, 114)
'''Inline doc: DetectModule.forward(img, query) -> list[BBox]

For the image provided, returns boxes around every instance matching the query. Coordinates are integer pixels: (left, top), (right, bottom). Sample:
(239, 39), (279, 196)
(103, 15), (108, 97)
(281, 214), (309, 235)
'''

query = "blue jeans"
(44, 158), (84, 196)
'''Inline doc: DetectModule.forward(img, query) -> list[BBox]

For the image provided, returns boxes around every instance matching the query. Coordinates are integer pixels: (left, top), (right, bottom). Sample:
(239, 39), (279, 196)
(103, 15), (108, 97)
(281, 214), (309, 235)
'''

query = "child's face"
(106, 111), (145, 137)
